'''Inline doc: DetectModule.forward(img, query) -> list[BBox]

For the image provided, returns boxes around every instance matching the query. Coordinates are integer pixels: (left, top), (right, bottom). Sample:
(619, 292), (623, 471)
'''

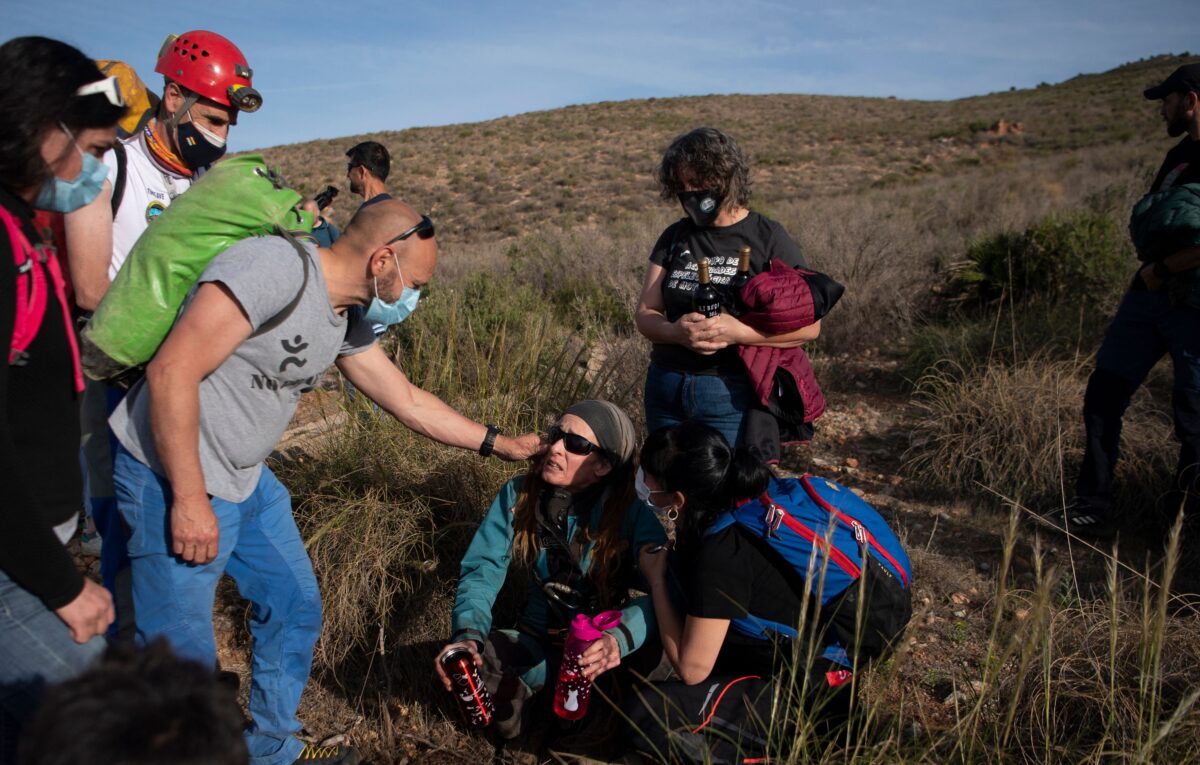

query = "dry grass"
(904, 357), (1173, 516)
(628, 514), (1200, 764)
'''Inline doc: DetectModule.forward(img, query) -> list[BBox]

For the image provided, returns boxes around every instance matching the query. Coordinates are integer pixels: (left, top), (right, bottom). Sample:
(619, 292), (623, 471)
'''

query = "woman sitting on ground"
(435, 400), (666, 739)
(627, 421), (863, 762)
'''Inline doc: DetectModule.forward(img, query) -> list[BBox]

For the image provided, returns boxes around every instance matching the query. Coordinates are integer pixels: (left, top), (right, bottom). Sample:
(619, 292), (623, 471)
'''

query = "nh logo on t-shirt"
(249, 373), (319, 392)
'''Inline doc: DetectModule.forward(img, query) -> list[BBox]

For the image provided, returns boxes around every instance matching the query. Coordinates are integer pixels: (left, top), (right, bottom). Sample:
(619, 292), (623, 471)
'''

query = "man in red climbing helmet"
(69, 29), (263, 311)
(151, 30), (262, 174)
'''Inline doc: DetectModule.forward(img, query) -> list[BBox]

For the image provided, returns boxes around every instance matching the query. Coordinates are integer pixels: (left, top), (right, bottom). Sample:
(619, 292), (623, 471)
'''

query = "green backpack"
(80, 154), (314, 388)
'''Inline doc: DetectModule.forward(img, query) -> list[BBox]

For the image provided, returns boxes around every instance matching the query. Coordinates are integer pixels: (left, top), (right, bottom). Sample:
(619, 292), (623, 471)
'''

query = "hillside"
(261, 53), (1198, 244)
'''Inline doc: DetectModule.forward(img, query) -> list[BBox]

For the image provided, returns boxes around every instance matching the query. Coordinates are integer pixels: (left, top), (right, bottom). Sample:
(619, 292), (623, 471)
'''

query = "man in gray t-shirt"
(109, 199), (539, 765)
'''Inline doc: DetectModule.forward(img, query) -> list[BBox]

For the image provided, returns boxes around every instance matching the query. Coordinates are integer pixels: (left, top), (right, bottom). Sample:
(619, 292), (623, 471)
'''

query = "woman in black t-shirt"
(635, 127), (820, 449)
(624, 422), (852, 762)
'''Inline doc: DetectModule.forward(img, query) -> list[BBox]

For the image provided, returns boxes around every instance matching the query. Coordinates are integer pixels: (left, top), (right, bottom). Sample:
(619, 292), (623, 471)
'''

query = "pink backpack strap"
(1, 205), (82, 392)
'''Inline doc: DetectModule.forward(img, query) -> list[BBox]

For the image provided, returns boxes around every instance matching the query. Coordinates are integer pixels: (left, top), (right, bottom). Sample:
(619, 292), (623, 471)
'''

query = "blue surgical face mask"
(36, 124), (108, 213)
(635, 467), (673, 513)
(363, 254), (420, 327)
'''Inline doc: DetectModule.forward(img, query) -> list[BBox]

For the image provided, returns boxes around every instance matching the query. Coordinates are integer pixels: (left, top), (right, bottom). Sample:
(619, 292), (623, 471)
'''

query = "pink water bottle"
(553, 610), (622, 720)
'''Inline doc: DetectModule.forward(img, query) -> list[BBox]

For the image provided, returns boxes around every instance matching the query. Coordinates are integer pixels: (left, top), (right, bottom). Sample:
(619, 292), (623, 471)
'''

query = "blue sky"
(6, 0), (1199, 151)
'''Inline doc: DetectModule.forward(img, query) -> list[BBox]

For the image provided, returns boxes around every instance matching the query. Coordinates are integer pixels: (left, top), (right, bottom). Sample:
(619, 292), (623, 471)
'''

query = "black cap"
(1144, 63), (1200, 100)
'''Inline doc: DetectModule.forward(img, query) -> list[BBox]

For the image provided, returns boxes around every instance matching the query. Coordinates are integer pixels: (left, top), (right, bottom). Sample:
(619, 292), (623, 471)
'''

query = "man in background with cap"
(1051, 62), (1200, 536)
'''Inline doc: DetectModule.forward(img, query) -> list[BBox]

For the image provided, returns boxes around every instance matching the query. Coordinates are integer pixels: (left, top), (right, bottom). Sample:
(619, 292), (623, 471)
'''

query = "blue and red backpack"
(706, 474), (912, 667)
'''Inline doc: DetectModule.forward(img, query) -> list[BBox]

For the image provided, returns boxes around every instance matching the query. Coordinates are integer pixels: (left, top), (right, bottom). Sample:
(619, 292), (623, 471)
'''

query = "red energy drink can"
(441, 648), (493, 727)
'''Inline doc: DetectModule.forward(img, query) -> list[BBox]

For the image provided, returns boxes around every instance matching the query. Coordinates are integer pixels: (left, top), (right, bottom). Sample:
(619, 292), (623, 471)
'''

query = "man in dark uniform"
(1056, 63), (1200, 535)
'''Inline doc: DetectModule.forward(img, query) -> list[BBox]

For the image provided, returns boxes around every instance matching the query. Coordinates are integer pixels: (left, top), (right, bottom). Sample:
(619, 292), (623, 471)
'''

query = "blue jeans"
(113, 445), (321, 765)
(644, 363), (754, 447)
(1078, 289), (1200, 515)
(0, 568), (105, 762)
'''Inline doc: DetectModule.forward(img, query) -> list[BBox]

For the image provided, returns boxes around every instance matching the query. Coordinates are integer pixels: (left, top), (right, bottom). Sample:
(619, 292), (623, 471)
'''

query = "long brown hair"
(511, 455), (638, 608)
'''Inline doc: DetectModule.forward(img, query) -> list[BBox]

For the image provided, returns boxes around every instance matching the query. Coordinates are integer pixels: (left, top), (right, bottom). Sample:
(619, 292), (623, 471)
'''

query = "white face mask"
(635, 467), (671, 512)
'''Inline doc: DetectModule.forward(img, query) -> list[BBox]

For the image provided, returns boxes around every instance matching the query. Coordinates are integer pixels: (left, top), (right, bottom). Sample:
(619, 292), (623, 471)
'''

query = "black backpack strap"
(250, 228), (310, 339)
(110, 143), (128, 218)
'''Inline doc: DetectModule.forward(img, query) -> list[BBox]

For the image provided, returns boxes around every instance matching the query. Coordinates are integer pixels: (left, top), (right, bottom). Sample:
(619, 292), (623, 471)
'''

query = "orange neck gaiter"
(143, 120), (193, 178)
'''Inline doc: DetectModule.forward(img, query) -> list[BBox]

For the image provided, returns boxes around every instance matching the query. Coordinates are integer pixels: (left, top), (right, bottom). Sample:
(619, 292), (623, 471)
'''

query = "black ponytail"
(641, 421), (771, 534)
(721, 446), (771, 506)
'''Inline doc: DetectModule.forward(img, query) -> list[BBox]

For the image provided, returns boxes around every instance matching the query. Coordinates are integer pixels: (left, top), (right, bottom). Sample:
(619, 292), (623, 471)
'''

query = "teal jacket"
(1130, 182), (1200, 262)
(1130, 182), (1200, 308)
(450, 475), (667, 657)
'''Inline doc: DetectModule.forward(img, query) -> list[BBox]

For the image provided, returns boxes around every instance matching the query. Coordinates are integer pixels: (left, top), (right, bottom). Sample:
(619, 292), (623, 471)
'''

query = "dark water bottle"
(692, 258), (722, 318)
(553, 611), (622, 720)
(442, 647), (494, 727)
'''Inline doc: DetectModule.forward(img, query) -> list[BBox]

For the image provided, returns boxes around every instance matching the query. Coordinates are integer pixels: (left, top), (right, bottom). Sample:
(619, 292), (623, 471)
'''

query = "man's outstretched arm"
(337, 345), (541, 461)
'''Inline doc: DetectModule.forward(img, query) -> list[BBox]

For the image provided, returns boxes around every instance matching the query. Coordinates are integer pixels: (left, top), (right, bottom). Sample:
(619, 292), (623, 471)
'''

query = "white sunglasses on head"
(75, 76), (124, 108)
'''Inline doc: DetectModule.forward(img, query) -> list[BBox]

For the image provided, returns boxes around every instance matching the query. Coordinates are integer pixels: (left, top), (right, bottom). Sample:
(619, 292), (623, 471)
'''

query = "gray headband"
(563, 399), (636, 469)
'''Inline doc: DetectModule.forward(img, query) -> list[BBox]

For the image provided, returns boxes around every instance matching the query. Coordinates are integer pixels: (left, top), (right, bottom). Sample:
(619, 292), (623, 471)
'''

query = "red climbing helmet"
(154, 30), (262, 113)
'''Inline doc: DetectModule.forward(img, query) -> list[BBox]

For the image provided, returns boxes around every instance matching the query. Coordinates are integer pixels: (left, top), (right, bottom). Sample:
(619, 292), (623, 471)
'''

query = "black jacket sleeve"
(0, 200), (84, 609)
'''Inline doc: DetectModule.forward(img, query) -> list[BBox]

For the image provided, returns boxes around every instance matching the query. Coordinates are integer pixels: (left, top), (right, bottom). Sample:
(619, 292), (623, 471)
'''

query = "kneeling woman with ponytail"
(628, 421), (910, 761)
(435, 400), (667, 739)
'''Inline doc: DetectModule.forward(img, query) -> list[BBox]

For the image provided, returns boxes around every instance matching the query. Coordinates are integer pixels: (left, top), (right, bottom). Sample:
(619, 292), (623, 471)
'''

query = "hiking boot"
(291, 743), (361, 764)
(1034, 498), (1115, 538)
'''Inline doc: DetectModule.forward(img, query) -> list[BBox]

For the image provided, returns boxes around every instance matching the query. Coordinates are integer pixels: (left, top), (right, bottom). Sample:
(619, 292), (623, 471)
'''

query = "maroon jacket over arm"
(736, 258), (827, 427)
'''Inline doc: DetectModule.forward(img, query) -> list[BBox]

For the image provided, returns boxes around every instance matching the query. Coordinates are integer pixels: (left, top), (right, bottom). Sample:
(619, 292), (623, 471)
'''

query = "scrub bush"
(954, 211), (1132, 305)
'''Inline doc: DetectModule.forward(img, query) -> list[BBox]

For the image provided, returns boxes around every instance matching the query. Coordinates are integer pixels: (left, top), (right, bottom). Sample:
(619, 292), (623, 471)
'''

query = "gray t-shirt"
(111, 236), (376, 502)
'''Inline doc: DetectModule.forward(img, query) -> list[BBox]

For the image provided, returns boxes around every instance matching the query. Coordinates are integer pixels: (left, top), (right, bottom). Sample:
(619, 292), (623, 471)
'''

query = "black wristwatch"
(479, 424), (501, 457)
(1153, 261), (1171, 280)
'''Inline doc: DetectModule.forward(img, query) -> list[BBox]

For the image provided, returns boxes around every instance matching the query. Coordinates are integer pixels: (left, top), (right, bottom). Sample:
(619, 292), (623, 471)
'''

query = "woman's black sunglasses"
(546, 425), (606, 458)
(386, 214), (435, 245)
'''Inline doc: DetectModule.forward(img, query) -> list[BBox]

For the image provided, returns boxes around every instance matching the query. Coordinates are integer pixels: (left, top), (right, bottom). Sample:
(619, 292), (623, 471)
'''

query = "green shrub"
(503, 233), (637, 335)
(955, 211), (1132, 305)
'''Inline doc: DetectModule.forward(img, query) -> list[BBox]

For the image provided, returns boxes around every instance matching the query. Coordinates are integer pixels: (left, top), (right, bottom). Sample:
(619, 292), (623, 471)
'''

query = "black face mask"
(678, 189), (724, 227)
(176, 121), (228, 170)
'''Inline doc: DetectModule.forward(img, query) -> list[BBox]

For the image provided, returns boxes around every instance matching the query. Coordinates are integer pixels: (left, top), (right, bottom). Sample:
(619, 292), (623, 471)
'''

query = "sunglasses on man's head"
(386, 214), (435, 245)
(546, 425), (605, 458)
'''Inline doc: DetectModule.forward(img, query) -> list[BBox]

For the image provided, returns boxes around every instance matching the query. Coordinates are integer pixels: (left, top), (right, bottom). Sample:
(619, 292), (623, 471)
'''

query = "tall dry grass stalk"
(644, 509), (1200, 765)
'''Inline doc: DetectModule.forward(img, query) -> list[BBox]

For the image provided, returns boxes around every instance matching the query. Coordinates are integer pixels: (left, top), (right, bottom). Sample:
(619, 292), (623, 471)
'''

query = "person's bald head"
(338, 199), (437, 289)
